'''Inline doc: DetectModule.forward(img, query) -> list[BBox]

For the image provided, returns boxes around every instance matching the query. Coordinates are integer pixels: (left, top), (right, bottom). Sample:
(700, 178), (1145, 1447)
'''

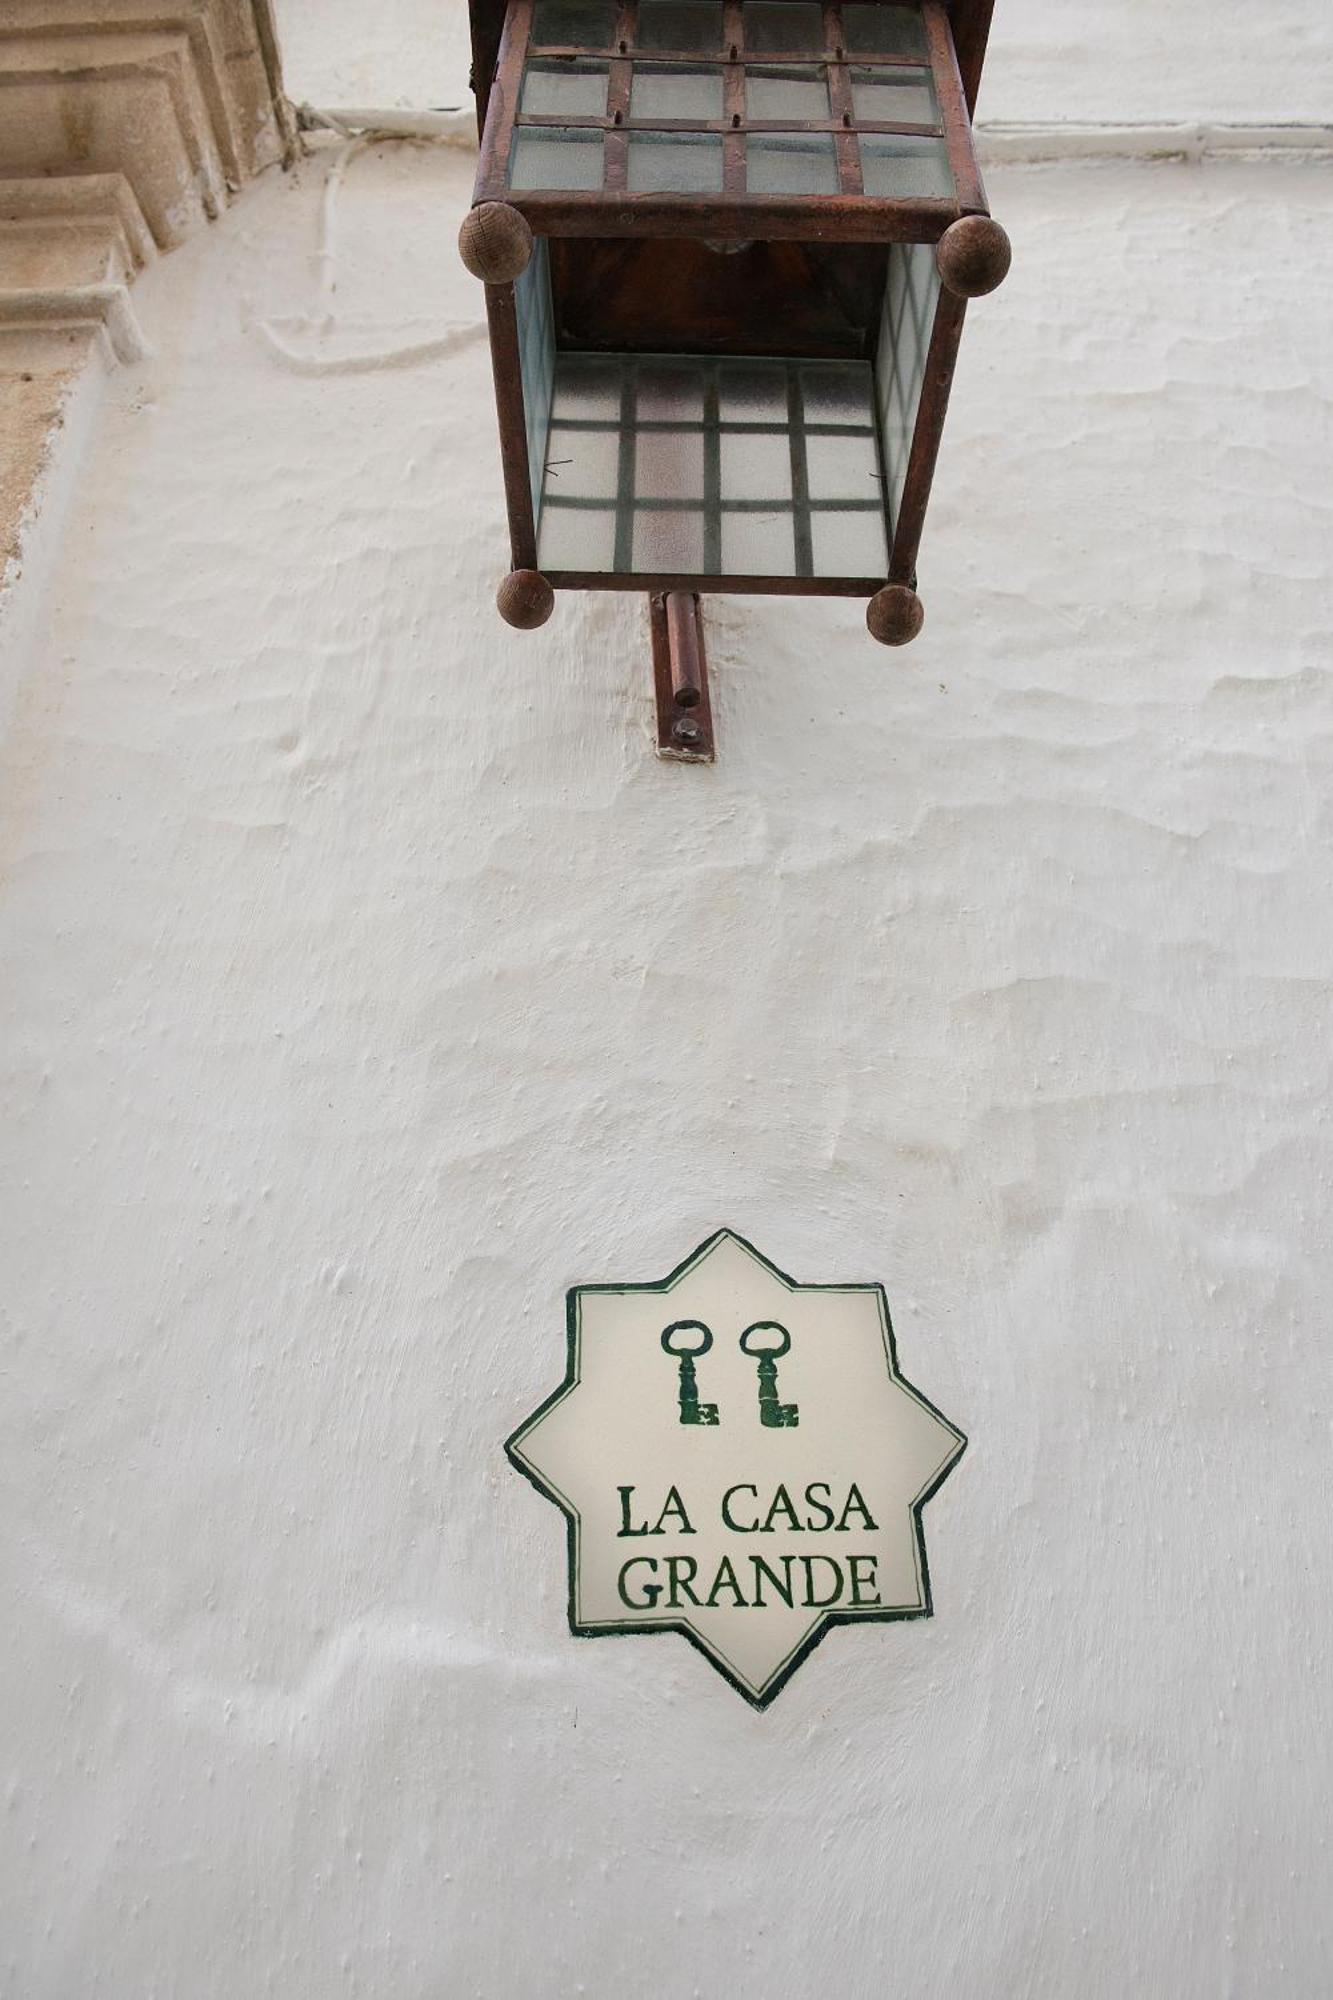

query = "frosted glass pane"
(551, 355), (622, 421)
(509, 128), (604, 190)
(539, 350), (888, 580)
(874, 240), (940, 531)
(521, 59), (611, 116)
(804, 428), (879, 502)
(850, 67), (935, 124)
(809, 508), (887, 575)
(842, 3), (927, 56)
(719, 429), (792, 502)
(631, 65), (725, 119)
(801, 363), (875, 426)
(628, 131), (724, 191)
(637, 431), (705, 501)
(544, 424), (620, 500)
(539, 506), (617, 570)
(746, 131), (838, 194)
(721, 512), (795, 575)
(634, 510), (706, 571)
(636, 0), (724, 50)
(743, 2), (825, 53)
(636, 361), (705, 422)
(745, 65), (828, 119)
(859, 131), (952, 197)
(717, 363), (788, 423)
(531, 0), (616, 44)
(515, 239), (555, 526)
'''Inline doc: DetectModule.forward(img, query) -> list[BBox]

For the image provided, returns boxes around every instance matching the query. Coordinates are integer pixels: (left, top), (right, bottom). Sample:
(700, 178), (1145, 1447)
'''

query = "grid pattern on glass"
(537, 352), (888, 579)
(873, 239), (938, 533)
(505, 0), (960, 202)
(515, 237), (556, 528)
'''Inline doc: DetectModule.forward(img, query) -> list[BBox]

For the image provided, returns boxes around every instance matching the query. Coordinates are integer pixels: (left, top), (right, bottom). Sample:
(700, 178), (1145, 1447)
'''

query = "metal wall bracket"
(651, 591), (714, 764)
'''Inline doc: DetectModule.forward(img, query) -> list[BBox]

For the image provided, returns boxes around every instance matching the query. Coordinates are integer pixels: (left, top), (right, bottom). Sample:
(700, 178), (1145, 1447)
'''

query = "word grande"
(615, 1480), (885, 1612)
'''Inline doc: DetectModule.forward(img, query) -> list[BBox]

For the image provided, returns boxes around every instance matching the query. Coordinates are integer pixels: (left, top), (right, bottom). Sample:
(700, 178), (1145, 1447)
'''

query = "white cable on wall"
(976, 119), (1333, 164)
(255, 115), (487, 376)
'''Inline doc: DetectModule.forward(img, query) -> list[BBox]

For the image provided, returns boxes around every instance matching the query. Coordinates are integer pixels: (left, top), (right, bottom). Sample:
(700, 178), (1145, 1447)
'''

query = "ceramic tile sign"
(506, 1229), (966, 1708)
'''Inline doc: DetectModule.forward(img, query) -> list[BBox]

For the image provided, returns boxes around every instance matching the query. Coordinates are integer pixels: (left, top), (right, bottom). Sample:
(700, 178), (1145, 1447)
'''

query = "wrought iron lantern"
(461, 0), (1008, 757)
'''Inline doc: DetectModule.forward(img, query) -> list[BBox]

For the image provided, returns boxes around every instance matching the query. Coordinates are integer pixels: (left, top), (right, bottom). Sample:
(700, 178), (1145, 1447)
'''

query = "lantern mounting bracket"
(651, 592), (714, 765)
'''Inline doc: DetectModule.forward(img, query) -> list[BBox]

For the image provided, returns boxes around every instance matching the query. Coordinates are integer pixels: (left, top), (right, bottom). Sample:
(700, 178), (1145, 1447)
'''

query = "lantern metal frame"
(463, 0), (1004, 758)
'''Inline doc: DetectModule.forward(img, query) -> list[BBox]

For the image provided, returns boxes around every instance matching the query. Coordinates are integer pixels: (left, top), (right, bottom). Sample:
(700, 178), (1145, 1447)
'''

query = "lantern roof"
(468, 0), (995, 135)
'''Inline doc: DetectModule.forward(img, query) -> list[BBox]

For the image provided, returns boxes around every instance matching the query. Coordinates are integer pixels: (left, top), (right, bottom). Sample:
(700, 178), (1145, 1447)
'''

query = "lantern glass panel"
(805, 427), (879, 502)
(631, 64), (726, 119)
(509, 126), (606, 188)
(742, 1), (825, 53)
(515, 238), (555, 525)
(720, 513), (796, 577)
(627, 130), (726, 192)
(717, 364), (787, 424)
(746, 130), (839, 195)
(873, 240), (940, 529)
(530, 0), (616, 44)
(744, 65), (829, 120)
(546, 424), (620, 500)
(849, 65), (936, 125)
(635, 0), (725, 51)
(538, 502), (618, 572)
(718, 428), (791, 501)
(547, 352), (621, 421)
(535, 353), (888, 581)
(520, 58), (611, 116)
(636, 361), (705, 422)
(859, 130), (952, 197)
(809, 508), (887, 576)
(634, 511), (707, 572)
(841, 2), (928, 56)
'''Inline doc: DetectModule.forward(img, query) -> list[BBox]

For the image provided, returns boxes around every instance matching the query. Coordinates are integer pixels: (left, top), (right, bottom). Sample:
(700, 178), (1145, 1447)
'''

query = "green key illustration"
(740, 1321), (800, 1428)
(661, 1320), (720, 1427)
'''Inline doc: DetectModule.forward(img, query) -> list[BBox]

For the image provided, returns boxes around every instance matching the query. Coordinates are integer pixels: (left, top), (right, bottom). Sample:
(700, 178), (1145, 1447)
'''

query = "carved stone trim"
(0, 3), (293, 248)
(0, 1), (293, 637)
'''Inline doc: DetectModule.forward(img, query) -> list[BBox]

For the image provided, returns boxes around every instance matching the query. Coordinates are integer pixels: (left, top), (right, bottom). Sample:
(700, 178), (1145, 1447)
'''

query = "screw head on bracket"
(866, 584), (925, 647)
(497, 569), (554, 629)
(936, 215), (1012, 298)
(458, 202), (534, 284)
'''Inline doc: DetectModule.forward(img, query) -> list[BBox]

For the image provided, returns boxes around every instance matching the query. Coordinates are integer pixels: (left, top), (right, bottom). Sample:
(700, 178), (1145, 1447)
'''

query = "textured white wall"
(3, 5), (1333, 1994)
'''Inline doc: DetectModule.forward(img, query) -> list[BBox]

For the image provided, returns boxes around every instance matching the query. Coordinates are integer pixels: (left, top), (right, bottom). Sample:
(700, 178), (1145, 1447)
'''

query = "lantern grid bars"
(462, 0), (1007, 689)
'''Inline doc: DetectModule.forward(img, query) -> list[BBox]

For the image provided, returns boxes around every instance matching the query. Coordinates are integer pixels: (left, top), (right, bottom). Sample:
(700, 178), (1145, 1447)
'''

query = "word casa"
(615, 1481), (885, 1612)
(617, 1481), (879, 1538)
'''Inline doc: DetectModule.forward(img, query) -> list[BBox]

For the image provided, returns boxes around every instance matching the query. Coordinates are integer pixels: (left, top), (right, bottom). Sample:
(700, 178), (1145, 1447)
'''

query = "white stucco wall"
(3, 3), (1332, 1994)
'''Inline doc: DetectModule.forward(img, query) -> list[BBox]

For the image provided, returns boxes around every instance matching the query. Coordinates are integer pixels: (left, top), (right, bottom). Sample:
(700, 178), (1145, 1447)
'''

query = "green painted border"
(504, 1227), (967, 1711)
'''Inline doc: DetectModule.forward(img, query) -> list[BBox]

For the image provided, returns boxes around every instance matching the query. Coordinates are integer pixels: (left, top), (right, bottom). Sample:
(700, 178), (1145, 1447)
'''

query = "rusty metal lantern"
(461, 0), (1007, 758)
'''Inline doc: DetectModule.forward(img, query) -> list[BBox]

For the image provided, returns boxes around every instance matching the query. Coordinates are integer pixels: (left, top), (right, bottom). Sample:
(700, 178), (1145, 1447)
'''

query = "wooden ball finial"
(458, 202), (534, 285)
(497, 569), (554, 630)
(866, 584), (924, 647)
(936, 216), (1012, 298)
